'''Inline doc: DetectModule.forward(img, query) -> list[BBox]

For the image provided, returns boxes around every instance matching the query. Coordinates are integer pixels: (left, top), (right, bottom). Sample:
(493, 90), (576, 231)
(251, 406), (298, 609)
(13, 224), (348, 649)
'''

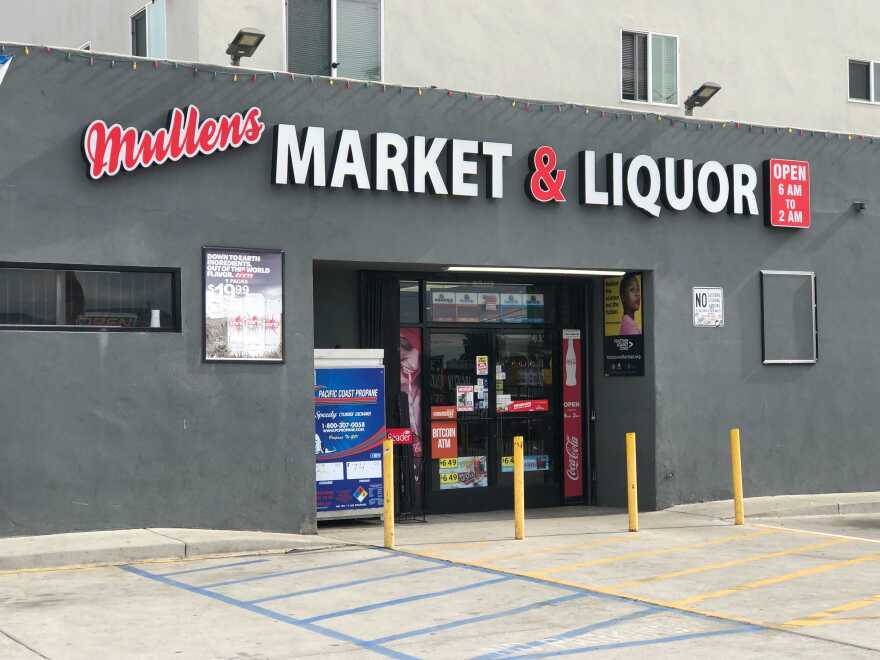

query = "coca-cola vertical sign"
(562, 329), (583, 498)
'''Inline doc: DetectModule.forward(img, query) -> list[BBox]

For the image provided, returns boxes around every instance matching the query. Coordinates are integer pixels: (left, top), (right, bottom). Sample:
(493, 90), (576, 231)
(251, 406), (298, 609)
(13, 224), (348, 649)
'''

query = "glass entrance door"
(494, 330), (559, 505)
(426, 330), (493, 509)
(426, 327), (559, 512)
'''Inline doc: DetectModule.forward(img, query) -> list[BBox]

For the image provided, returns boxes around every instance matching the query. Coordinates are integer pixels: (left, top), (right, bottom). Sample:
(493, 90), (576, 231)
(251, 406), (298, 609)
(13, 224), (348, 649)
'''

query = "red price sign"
(765, 159), (810, 229)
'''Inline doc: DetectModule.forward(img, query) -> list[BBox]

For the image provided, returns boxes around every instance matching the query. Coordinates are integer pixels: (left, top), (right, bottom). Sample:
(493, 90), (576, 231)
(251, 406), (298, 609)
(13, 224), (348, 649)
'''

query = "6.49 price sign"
(765, 159), (810, 229)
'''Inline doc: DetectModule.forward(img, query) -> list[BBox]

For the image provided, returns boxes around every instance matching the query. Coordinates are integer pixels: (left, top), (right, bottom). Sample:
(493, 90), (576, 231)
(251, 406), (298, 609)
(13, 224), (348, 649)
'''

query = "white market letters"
(273, 125), (760, 218)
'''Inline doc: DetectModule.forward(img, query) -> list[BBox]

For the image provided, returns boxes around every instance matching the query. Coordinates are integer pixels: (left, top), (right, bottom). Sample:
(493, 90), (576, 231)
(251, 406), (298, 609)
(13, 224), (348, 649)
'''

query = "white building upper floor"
(3, 0), (880, 135)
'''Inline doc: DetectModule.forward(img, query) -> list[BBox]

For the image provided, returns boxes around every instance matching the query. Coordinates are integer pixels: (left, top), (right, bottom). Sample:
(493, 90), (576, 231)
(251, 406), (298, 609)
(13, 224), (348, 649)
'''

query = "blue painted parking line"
(510, 624), (761, 658)
(247, 564), (449, 604)
(120, 564), (418, 660)
(470, 606), (660, 659)
(158, 558), (269, 577)
(200, 552), (395, 588)
(303, 575), (512, 623)
(372, 592), (588, 645)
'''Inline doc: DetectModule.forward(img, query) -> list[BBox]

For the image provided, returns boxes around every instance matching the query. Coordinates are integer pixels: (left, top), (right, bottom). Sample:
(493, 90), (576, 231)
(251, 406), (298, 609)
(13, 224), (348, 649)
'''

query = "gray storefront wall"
(1, 49), (877, 537)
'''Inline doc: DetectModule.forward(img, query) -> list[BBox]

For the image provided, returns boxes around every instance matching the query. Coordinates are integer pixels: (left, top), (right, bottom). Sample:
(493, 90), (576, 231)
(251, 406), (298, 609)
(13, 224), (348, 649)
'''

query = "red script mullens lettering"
(82, 105), (265, 180)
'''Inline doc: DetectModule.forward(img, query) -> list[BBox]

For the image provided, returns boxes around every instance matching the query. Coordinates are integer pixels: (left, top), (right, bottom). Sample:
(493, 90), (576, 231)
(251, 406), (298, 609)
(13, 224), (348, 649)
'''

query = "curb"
(670, 498), (880, 521)
(0, 529), (348, 573)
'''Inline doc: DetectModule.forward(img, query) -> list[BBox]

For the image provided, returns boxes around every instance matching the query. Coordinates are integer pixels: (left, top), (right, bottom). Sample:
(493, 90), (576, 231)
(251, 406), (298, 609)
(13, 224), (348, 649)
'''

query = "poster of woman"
(399, 327), (422, 457)
(603, 273), (645, 376)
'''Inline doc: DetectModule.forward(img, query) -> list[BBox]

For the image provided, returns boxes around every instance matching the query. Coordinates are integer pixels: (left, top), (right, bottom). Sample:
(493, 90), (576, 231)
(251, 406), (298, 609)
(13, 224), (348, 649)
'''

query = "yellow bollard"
(729, 428), (745, 525)
(626, 432), (638, 532)
(383, 436), (395, 548)
(514, 435), (525, 540)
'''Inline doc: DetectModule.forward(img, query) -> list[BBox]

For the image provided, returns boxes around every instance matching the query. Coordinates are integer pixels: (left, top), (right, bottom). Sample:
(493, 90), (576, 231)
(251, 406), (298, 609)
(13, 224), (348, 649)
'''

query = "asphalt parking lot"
(1, 509), (879, 658)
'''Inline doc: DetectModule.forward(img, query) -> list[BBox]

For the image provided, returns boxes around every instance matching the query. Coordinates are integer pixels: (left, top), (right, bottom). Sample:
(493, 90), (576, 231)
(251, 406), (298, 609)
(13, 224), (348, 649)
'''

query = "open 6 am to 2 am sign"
(765, 159), (810, 229)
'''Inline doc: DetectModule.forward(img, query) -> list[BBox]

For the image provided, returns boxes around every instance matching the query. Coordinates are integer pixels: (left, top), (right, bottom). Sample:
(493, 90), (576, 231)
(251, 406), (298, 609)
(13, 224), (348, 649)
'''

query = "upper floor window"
(622, 30), (678, 106)
(131, 1), (167, 58)
(288, 0), (382, 81)
(131, 8), (147, 56)
(849, 59), (880, 102)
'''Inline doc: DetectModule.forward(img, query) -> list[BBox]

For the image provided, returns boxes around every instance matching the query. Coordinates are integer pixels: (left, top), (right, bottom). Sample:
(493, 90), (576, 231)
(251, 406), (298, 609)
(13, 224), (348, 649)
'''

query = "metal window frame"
(130, 4), (149, 57)
(330, 0), (384, 81)
(619, 28), (680, 108)
(847, 57), (876, 103)
(0, 260), (181, 333)
(760, 270), (818, 365)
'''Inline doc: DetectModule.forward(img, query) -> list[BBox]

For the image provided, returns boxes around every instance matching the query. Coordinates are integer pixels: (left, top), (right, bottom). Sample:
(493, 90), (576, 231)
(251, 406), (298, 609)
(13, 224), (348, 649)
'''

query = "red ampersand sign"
(527, 145), (567, 203)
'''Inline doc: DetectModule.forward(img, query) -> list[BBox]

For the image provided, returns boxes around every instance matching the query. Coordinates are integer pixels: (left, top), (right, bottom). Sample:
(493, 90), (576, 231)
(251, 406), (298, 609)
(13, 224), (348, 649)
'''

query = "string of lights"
(0, 42), (874, 144)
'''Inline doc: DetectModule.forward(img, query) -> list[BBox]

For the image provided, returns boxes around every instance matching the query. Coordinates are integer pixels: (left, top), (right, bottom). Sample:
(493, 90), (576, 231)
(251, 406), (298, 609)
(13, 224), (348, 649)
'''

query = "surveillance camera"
(853, 201), (868, 212)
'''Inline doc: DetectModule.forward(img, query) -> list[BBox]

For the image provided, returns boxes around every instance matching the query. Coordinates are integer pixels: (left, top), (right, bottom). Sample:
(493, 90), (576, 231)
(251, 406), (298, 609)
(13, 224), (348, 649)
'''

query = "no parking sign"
(693, 287), (724, 328)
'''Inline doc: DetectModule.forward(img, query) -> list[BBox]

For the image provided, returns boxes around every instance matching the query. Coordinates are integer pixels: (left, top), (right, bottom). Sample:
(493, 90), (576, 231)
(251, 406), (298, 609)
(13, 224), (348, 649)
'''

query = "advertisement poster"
(476, 355), (489, 376)
(562, 329), (584, 498)
(314, 367), (385, 513)
(439, 456), (488, 489)
(500, 293), (526, 323)
(479, 293), (500, 321)
(399, 327), (422, 457)
(204, 247), (283, 362)
(456, 385), (475, 412)
(456, 292), (481, 322)
(497, 399), (549, 413)
(431, 420), (458, 458)
(431, 405), (457, 420)
(604, 274), (645, 376)
(387, 428), (413, 445)
(501, 454), (551, 472)
(525, 293), (545, 322)
(431, 291), (456, 322)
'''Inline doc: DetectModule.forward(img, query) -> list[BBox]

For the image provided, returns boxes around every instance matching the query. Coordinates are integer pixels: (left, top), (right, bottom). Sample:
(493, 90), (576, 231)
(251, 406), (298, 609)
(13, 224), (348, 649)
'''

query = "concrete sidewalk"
(0, 528), (346, 571)
(2, 491), (878, 572)
(669, 491), (880, 520)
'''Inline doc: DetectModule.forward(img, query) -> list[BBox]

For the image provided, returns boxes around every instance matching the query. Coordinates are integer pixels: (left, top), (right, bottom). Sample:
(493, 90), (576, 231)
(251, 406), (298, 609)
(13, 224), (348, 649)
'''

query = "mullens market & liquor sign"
(81, 105), (811, 229)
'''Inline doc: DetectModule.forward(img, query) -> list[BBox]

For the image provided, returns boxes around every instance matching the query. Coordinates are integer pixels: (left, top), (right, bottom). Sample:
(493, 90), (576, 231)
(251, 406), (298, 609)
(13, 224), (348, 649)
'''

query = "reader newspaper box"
(314, 349), (385, 520)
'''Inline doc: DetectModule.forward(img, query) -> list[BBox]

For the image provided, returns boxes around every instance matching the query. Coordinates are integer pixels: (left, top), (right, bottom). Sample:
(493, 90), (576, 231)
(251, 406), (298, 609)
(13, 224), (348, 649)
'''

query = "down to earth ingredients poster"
(204, 247), (283, 362)
(314, 366), (386, 513)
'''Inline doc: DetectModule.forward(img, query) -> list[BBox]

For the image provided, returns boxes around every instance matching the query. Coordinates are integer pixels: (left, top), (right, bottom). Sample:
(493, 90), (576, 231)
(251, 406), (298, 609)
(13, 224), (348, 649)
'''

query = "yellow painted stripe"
(673, 553), (880, 606)
(403, 547), (779, 633)
(609, 538), (849, 589)
(534, 528), (778, 576)
(472, 534), (636, 564)
(784, 593), (880, 628)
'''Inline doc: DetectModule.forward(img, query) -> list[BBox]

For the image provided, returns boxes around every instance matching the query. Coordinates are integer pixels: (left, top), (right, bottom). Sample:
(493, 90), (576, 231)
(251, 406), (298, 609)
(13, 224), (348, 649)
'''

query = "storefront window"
(424, 281), (550, 325)
(0, 265), (179, 330)
(399, 280), (420, 323)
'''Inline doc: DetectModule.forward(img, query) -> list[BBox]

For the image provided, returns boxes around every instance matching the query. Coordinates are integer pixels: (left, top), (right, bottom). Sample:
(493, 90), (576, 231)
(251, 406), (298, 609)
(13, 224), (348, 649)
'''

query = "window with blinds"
(287, 0), (381, 80)
(338, 0), (381, 80)
(0, 264), (180, 331)
(289, 0), (332, 75)
(622, 30), (677, 105)
(848, 59), (878, 102)
(621, 32), (647, 102)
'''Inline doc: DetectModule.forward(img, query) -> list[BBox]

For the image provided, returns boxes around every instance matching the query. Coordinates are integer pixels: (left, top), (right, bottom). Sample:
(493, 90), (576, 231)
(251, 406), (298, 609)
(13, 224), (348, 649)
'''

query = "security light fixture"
(853, 200), (868, 212)
(446, 266), (627, 277)
(226, 28), (265, 66)
(684, 82), (722, 116)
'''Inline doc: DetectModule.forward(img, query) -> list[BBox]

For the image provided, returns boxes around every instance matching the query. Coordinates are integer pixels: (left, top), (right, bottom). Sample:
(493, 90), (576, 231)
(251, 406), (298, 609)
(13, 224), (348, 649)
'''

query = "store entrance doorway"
(426, 327), (560, 513)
